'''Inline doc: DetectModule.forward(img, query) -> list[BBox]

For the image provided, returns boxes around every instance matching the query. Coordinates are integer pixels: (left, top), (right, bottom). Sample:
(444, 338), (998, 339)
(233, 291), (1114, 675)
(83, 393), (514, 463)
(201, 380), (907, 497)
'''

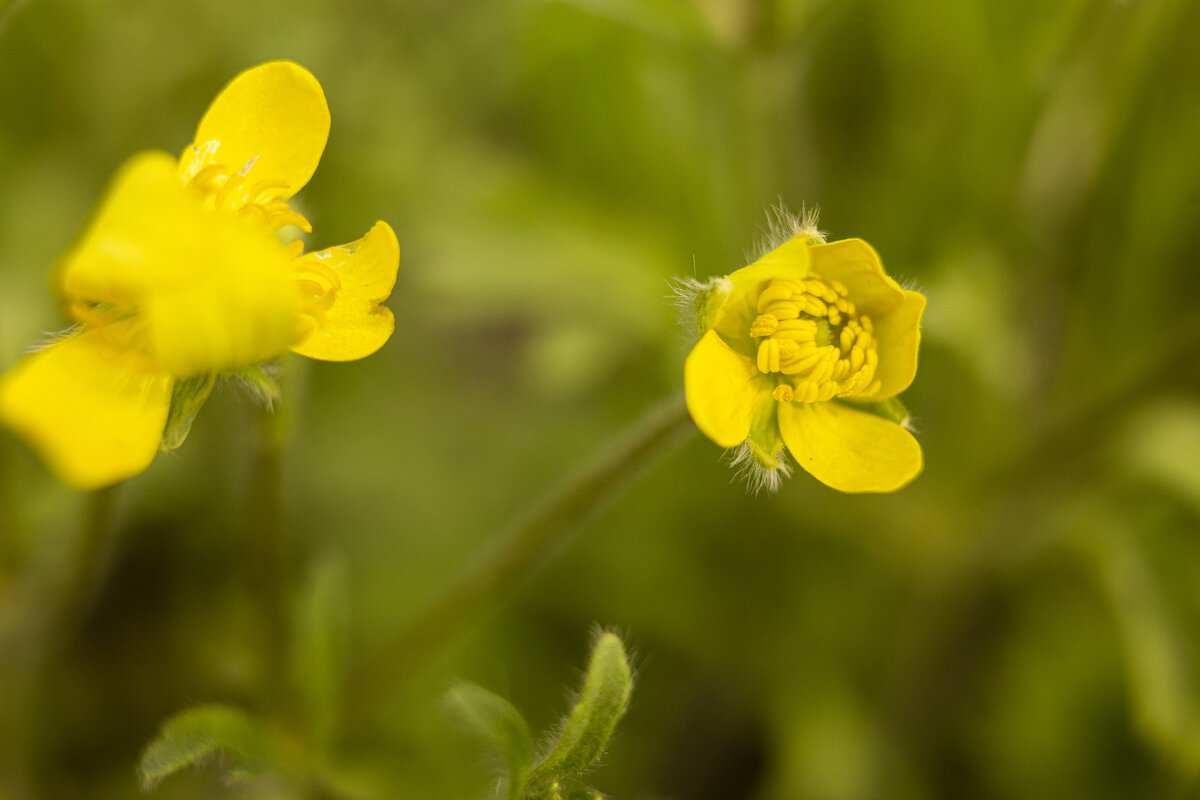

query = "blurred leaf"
(445, 682), (536, 800)
(526, 632), (632, 795)
(1119, 399), (1200, 514)
(294, 554), (350, 756)
(160, 374), (216, 451)
(138, 703), (271, 790)
(1077, 511), (1200, 777)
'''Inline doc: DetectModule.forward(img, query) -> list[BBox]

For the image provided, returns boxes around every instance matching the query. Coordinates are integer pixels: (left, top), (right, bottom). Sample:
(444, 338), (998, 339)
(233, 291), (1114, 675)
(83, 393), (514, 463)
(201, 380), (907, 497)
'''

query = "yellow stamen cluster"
(291, 246), (343, 333)
(751, 274), (880, 403)
(185, 159), (313, 232)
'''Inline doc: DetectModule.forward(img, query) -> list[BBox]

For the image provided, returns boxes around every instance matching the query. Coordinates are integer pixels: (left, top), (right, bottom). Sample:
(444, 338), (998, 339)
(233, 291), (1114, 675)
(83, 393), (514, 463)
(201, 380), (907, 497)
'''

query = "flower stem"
(339, 394), (695, 726)
(0, 483), (122, 800)
(250, 397), (292, 707)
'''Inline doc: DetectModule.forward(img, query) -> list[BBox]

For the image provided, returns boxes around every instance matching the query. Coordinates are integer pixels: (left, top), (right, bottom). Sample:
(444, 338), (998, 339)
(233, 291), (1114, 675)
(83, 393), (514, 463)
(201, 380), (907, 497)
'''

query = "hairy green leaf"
(445, 682), (536, 800)
(526, 632), (632, 793)
(138, 704), (270, 790)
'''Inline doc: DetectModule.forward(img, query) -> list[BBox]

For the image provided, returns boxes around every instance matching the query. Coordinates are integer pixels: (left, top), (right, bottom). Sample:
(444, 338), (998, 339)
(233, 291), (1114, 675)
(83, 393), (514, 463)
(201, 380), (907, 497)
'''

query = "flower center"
(750, 274), (880, 402)
(184, 156), (312, 233)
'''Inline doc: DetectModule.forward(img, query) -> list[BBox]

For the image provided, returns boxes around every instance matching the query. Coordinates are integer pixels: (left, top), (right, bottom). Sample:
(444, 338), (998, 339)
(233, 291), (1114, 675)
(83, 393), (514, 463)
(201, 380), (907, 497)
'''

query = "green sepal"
(695, 277), (733, 337)
(445, 682), (536, 800)
(747, 394), (786, 468)
(138, 703), (271, 790)
(836, 395), (911, 426)
(525, 632), (633, 794)
(224, 363), (282, 407)
(160, 374), (216, 451)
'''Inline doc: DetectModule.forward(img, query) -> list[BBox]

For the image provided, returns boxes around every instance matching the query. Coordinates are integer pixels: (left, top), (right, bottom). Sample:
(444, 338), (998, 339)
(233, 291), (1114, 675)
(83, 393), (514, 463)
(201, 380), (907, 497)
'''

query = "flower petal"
(863, 289), (925, 401)
(289, 221), (399, 361)
(713, 236), (812, 358)
(0, 330), (172, 489)
(685, 329), (767, 448)
(180, 61), (330, 197)
(60, 152), (300, 377)
(807, 238), (905, 320)
(778, 400), (923, 492)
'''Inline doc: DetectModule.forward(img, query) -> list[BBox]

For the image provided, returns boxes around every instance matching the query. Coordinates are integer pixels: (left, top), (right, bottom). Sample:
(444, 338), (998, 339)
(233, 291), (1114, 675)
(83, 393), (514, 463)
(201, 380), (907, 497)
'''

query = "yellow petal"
(778, 400), (923, 493)
(685, 329), (767, 448)
(863, 289), (925, 401)
(60, 151), (300, 377)
(0, 330), (172, 489)
(713, 236), (812, 358)
(807, 238), (905, 320)
(180, 61), (330, 197)
(290, 221), (399, 361)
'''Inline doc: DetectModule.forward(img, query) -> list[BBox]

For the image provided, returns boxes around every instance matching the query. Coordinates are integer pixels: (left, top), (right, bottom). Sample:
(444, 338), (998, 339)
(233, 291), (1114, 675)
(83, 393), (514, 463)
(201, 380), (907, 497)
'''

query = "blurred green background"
(3, 0), (1200, 798)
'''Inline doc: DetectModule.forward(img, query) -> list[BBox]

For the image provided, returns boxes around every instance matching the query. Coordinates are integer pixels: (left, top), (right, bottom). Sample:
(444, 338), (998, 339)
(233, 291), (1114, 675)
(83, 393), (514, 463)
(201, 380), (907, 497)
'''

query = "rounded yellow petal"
(0, 331), (172, 489)
(713, 236), (812, 357)
(863, 289), (925, 401)
(60, 152), (300, 377)
(180, 61), (330, 197)
(807, 238), (904, 320)
(685, 329), (767, 448)
(290, 221), (399, 361)
(778, 400), (923, 493)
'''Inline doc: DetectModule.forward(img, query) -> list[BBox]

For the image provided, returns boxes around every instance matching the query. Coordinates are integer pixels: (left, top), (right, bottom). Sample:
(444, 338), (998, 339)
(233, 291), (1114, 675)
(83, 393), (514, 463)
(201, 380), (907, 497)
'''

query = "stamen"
(750, 314), (779, 337)
(756, 283), (794, 311)
(751, 276), (882, 402)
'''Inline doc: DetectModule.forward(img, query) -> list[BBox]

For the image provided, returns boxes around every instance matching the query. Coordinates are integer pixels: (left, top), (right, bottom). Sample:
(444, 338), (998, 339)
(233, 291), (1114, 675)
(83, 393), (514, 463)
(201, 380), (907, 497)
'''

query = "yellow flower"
(0, 61), (399, 489)
(683, 219), (925, 493)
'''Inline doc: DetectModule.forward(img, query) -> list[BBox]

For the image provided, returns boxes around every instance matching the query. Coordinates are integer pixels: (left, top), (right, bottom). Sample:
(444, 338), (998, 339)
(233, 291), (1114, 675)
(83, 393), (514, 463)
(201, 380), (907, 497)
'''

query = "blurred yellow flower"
(0, 61), (399, 489)
(683, 217), (924, 493)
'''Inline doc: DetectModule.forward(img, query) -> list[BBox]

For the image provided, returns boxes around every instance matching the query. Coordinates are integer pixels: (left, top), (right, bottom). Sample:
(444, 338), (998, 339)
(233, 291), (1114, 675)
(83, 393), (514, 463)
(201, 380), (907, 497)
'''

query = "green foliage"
(446, 682), (536, 800)
(448, 632), (633, 800)
(137, 704), (271, 790)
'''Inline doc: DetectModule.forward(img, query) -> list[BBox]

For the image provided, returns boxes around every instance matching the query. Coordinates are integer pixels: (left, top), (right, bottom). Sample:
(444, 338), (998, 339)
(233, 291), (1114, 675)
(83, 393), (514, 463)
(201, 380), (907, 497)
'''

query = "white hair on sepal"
(728, 443), (793, 495)
(665, 275), (708, 336)
(749, 201), (827, 263)
(30, 324), (83, 352)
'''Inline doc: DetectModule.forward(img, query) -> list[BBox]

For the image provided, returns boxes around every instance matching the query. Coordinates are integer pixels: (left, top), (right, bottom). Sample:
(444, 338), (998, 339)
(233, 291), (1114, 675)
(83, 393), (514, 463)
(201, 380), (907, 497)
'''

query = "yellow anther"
(776, 318), (817, 336)
(781, 346), (826, 375)
(850, 346), (865, 372)
(750, 314), (779, 337)
(830, 280), (848, 296)
(271, 210), (313, 233)
(802, 296), (828, 317)
(756, 338), (782, 374)
(839, 327), (856, 354)
(801, 380), (821, 403)
(860, 315), (873, 333)
(765, 301), (801, 320)
(756, 282), (794, 312)
(773, 383), (794, 403)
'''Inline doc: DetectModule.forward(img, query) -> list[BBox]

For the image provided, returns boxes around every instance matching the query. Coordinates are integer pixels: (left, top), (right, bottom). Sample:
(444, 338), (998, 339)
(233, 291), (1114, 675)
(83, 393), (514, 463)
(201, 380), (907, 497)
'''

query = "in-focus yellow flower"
(0, 61), (399, 489)
(682, 214), (924, 493)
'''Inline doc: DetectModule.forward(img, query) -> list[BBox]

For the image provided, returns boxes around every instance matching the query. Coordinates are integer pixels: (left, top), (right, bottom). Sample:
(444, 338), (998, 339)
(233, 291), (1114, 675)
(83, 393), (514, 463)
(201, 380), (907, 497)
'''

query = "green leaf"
(526, 632), (632, 793)
(160, 374), (216, 451)
(445, 682), (536, 800)
(138, 704), (271, 790)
